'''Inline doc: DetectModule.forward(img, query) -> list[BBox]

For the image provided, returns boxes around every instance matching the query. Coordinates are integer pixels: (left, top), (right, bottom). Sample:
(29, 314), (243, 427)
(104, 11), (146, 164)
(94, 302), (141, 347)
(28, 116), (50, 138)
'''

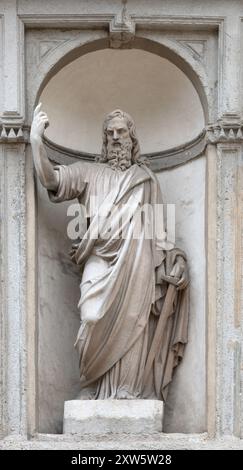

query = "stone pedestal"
(63, 400), (163, 434)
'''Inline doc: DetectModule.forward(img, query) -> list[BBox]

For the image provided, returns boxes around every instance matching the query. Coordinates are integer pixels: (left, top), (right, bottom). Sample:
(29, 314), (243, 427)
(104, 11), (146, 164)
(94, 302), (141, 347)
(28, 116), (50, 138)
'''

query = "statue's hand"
(69, 243), (79, 262)
(30, 103), (49, 142)
(170, 255), (189, 290)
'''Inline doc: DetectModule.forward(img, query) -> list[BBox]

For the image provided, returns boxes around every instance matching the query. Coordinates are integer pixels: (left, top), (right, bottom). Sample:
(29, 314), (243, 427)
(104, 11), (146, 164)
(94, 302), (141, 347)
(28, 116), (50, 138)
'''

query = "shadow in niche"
(37, 181), (81, 433)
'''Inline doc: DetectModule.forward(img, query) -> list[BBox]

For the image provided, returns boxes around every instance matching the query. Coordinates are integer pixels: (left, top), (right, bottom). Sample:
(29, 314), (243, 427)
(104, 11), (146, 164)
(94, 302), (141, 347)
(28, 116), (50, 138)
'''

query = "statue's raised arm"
(30, 103), (59, 191)
(30, 107), (189, 405)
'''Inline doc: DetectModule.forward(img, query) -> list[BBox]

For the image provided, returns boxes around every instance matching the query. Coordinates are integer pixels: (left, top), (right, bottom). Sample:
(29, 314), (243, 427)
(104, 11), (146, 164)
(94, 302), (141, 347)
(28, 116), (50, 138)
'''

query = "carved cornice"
(206, 114), (243, 143)
(20, 13), (223, 29)
(146, 131), (206, 171)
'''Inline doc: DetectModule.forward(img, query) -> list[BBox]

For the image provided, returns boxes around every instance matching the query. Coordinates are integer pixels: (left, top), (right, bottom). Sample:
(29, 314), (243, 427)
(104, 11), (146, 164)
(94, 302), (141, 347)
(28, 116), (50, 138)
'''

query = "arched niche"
(39, 48), (205, 154)
(33, 37), (207, 435)
(28, 35), (210, 124)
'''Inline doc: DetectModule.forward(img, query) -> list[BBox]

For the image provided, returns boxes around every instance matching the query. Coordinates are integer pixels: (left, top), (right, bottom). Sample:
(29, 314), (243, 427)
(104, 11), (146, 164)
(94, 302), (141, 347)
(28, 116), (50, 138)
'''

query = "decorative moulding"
(178, 39), (207, 62)
(0, 112), (26, 143)
(206, 114), (243, 143)
(43, 130), (207, 172)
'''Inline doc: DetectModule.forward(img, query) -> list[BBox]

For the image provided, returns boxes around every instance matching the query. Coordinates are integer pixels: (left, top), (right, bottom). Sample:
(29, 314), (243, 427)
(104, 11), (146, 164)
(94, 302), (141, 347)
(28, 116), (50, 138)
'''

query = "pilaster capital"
(206, 113), (243, 144)
(0, 113), (27, 143)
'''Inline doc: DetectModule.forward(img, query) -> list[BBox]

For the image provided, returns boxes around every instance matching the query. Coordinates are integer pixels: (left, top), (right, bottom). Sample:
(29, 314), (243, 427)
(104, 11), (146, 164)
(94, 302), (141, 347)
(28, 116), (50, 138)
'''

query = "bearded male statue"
(30, 104), (189, 402)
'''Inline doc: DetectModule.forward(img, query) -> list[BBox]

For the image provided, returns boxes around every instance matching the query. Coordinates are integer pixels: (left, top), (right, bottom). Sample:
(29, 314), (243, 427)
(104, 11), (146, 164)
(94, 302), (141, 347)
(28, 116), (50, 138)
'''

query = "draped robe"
(49, 160), (189, 401)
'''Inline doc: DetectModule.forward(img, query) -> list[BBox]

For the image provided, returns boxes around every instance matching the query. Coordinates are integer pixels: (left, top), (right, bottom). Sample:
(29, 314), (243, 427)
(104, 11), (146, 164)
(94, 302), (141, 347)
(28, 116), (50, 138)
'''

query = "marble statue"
(30, 104), (189, 402)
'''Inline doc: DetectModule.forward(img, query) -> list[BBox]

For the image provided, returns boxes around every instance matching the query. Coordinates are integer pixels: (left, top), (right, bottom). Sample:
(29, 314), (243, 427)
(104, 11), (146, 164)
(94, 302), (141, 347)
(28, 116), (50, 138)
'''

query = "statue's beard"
(107, 139), (132, 170)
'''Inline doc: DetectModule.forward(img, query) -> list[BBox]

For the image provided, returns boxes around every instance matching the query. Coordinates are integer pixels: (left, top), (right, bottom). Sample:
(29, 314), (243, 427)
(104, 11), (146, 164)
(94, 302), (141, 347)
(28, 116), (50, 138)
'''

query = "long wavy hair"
(97, 109), (147, 166)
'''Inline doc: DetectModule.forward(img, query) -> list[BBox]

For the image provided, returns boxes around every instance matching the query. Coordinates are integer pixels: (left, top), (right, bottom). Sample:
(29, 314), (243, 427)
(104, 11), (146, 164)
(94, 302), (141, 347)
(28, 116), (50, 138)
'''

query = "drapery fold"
(48, 161), (189, 400)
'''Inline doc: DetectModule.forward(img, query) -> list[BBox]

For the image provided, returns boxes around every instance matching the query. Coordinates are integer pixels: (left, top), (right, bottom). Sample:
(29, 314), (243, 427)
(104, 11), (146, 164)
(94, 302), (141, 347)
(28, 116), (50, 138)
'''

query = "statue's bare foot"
(116, 389), (137, 399)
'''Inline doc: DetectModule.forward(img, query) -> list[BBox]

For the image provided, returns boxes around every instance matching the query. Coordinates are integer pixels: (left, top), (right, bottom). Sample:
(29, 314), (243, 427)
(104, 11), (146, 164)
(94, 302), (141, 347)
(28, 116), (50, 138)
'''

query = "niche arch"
(29, 32), (207, 434)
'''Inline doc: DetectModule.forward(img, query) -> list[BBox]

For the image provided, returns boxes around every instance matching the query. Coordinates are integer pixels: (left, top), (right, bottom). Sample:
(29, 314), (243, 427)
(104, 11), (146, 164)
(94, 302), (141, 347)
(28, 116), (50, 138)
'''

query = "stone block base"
(63, 400), (163, 434)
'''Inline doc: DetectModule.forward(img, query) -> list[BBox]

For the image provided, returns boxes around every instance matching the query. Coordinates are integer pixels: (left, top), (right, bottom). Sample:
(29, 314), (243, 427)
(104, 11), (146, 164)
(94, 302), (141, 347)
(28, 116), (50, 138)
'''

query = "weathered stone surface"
(1, 0), (243, 451)
(1, 433), (243, 450)
(63, 400), (163, 434)
(37, 181), (81, 434)
(157, 156), (206, 433)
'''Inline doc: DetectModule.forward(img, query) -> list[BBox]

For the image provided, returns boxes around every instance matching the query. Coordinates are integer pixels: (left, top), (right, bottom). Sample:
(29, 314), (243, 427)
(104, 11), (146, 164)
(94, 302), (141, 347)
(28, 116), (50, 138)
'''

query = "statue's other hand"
(69, 243), (79, 261)
(170, 255), (189, 291)
(30, 103), (49, 142)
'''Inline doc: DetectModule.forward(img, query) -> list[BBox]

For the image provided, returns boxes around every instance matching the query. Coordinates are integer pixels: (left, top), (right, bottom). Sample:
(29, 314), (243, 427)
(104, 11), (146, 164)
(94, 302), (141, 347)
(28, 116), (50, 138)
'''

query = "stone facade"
(0, 0), (243, 449)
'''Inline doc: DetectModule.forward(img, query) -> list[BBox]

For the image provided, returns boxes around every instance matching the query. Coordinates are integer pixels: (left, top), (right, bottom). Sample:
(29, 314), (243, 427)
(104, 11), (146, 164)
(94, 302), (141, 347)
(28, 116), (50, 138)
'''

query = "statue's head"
(98, 109), (144, 170)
